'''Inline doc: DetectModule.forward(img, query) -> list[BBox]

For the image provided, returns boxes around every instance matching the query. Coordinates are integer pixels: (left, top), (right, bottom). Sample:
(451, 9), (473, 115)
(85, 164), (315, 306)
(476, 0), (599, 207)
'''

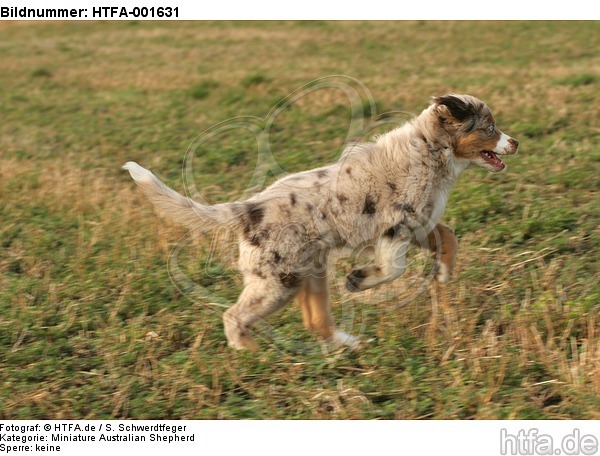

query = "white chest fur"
(430, 183), (451, 225)
(430, 156), (469, 225)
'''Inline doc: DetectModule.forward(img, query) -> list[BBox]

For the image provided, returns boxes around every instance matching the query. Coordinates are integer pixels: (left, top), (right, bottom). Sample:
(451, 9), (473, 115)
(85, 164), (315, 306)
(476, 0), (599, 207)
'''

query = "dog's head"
(432, 94), (519, 172)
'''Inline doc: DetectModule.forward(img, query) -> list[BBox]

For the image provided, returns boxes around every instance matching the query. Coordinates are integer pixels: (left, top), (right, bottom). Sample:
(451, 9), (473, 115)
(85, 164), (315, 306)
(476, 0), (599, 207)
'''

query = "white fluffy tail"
(123, 162), (236, 231)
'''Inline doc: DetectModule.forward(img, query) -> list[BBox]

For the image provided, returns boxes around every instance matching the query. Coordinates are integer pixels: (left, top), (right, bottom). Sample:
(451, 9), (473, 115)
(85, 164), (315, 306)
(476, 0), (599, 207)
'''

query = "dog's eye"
(486, 124), (495, 136)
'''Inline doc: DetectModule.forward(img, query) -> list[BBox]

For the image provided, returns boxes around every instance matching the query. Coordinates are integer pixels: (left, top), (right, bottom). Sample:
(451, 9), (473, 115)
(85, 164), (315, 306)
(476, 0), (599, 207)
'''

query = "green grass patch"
(555, 73), (598, 87)
(189, 79), (220, 100)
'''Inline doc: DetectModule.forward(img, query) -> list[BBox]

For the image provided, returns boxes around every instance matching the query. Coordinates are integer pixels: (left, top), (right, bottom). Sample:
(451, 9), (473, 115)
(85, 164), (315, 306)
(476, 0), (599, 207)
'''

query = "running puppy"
(123, 94), (519, 351)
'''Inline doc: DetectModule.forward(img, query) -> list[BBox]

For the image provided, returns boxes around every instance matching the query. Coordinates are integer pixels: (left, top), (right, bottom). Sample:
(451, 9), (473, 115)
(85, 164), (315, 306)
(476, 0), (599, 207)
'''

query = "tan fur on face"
(124, 93), (519, 351)
(455, 129), (501, 160)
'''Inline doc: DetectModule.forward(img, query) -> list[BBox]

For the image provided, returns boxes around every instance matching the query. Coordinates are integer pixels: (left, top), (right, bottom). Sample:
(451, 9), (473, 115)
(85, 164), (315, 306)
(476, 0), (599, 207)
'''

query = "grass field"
(0, 21), (599, 419)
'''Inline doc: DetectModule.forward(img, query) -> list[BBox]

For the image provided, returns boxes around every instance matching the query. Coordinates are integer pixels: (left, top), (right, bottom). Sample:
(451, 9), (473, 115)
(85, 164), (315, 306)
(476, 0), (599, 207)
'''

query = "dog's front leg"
(411, 223), (458, 283)
(346, 236), (410, 292)
(426, 223), (458, 283)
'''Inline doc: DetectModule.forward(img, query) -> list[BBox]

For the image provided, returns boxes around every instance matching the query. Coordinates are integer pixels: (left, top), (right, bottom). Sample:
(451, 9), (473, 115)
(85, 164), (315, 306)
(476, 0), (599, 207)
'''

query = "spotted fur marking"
(363, 195), (377, 215)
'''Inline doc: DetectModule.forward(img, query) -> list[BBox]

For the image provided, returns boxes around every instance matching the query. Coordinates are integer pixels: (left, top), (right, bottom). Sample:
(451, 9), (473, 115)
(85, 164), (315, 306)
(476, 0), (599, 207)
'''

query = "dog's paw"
(324, 331), (361, 352)
(228, 339), (259, 352)
(346, 265), (382, 292)
(346, 268), (367, 292)
(434, 262), (451, 284)
(226, 331), (259, 352)
(346, 264), (388, 292)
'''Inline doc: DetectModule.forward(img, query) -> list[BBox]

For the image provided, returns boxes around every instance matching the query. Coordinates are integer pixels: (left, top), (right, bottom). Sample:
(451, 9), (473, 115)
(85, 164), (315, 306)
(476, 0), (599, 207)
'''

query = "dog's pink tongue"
(482, 151), (505, 169)
(491, 153), (505, 169)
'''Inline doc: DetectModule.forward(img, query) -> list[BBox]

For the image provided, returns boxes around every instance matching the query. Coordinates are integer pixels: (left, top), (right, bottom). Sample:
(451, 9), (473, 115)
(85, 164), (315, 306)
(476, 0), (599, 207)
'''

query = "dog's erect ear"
(433, 95), (474, 122)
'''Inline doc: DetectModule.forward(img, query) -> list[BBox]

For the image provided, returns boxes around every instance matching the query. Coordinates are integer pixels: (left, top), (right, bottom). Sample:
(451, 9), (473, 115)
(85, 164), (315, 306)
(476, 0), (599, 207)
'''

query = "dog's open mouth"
(480, 151), (505, 170)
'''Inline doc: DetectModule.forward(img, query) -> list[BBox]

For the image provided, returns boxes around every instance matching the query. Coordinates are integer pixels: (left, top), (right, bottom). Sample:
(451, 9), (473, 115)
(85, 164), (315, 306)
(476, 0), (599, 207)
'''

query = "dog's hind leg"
(223, 278), (300, 351)
(297, 275), (360, 351)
